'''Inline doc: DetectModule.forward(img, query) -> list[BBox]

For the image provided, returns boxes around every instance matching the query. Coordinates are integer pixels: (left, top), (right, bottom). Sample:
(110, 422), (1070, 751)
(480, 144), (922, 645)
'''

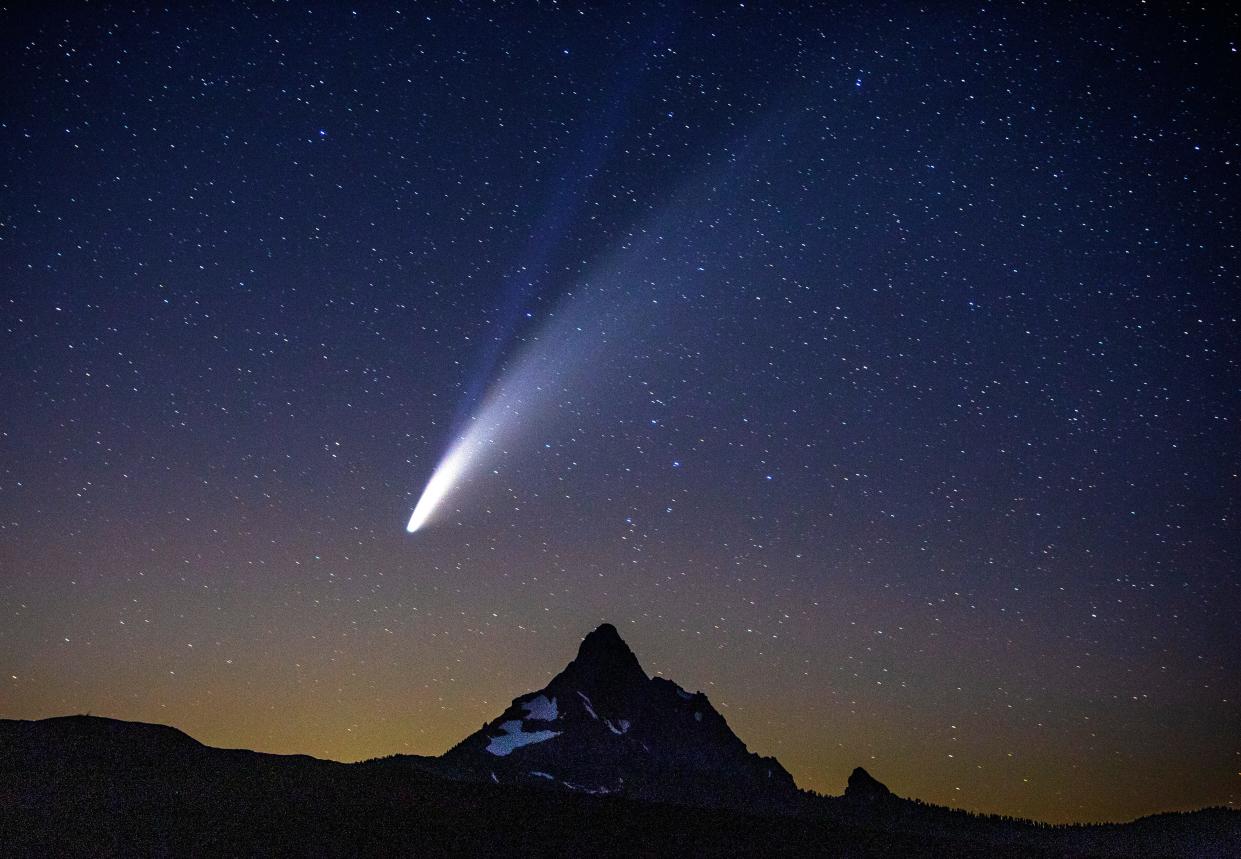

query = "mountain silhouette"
(2, 623), (1239, 857)
(436, 623), (798, 810)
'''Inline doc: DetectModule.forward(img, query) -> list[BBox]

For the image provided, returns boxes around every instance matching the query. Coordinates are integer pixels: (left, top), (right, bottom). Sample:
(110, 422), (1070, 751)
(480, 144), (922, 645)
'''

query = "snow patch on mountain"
(564, 781), (613, 795)
(521, 695), (557, 721)
(605, 718), (631, 735)
(577, 690), (598, 720)
(485, 720), (560, 756)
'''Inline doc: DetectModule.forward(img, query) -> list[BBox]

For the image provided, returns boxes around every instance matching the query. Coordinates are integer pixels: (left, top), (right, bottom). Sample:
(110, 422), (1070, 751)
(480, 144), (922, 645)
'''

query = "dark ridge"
(845, 766), (893, 802)
(18, 714), (204, 749)
(5, 714), (1240, 857)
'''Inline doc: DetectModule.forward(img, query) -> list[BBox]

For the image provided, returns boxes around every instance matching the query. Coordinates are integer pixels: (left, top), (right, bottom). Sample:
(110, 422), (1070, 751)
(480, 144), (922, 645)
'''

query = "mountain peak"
(440, 622), (801, 810)
(560, 622), (648, 690)
(585, 621), (623, 642)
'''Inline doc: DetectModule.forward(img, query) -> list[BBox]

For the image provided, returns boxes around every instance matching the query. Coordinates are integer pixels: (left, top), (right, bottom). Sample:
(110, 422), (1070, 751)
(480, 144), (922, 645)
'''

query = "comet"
(403, 337), (548, 534)
(402, 280), (621, 535)
(403, 17), (682, 536)
(405, 443), (470, 533)
(402, 161), (739, 535)
(403, 94), (762, 534)
(404, 392), (516, 534)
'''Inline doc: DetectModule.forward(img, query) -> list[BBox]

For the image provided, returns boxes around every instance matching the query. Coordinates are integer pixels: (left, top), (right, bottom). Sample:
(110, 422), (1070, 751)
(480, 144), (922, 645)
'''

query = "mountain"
(2, 623), (1239, 856)
(435, 623), (799, 811)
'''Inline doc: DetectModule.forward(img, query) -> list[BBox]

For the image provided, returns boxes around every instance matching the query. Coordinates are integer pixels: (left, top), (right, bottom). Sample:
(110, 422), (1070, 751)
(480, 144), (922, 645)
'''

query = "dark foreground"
(1, 716), (1237, 857)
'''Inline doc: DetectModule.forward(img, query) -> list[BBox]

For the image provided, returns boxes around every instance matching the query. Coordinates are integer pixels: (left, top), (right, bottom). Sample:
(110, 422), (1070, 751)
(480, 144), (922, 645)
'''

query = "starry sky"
(2, 1), (1238, 825)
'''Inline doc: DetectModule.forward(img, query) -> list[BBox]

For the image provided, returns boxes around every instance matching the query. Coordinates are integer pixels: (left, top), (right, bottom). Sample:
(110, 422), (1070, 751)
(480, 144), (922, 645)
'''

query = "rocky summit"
(438, 623), (800, 811)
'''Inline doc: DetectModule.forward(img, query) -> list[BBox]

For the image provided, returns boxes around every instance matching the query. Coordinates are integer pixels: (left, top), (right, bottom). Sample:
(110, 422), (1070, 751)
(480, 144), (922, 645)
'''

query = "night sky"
(2, 1), (1238, 825)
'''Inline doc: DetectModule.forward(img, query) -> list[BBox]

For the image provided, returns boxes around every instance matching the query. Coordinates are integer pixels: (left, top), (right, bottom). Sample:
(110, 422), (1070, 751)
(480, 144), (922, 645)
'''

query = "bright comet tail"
(403, 184), (701, 536)
(406, 445), (470, 533)
(404, 382), (523, 534)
